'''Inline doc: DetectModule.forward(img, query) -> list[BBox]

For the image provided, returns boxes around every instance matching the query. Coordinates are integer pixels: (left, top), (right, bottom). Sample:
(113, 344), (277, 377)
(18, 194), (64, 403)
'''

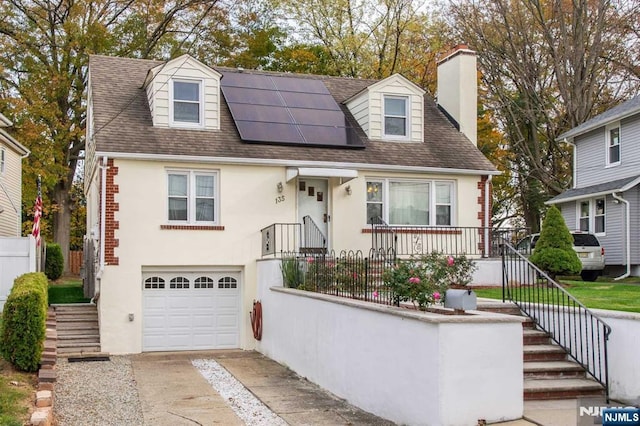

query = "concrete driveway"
(130, 350), (395, 425)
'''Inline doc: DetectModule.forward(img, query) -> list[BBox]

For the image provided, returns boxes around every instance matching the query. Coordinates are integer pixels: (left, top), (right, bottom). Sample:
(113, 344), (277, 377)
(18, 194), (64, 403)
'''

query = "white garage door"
(142, 270), (241, 351)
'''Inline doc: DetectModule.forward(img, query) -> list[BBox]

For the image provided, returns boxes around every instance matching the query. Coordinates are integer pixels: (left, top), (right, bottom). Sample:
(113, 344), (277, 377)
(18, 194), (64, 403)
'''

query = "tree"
(447, 0), (640, 232)
(0, 0), (222, 271)
(530, 206), (581, 280)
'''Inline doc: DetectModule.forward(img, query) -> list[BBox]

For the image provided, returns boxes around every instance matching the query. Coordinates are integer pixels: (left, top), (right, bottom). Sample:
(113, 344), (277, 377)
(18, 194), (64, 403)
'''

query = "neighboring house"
(85, 44), (498, 354)
(0, 113), (34, 311)
(0, 113), (29, 237)
(548, 95), (640, 277)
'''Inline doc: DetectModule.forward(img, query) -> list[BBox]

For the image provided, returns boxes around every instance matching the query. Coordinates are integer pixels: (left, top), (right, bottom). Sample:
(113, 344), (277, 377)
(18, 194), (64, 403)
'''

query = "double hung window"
(578, 198), (605, 234)
(383, 96), (408, 137)
(171, 80), (202, 126)
(168, 171), (217, 224)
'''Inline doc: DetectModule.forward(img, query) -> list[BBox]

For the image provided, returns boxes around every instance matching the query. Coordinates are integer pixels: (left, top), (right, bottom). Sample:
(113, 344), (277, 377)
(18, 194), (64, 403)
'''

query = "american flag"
(32, 176), (42, 246)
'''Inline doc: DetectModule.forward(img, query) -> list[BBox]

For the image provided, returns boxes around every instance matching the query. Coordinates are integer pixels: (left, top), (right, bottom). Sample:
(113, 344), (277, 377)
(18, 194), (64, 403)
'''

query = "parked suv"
(515, 231), (605, 281)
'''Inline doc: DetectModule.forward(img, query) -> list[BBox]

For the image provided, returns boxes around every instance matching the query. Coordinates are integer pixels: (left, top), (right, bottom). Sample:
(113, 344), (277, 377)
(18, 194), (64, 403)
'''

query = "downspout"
(484, 175), (492, 257)
(97, 156), (108, 283)
(611, 192), (630, 280)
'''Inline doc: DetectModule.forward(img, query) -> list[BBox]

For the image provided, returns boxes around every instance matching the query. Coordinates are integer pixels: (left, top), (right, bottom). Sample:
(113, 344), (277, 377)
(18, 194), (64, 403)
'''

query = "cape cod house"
(548, 95), (640, 278)
(84, 45), (498, 354)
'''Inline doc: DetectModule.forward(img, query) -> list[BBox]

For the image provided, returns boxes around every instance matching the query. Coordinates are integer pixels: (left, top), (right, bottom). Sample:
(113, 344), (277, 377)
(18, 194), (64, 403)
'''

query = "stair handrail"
(302, 215), (327, 251)
(501, 240), (611, 401)
(371, 216), (397, 254)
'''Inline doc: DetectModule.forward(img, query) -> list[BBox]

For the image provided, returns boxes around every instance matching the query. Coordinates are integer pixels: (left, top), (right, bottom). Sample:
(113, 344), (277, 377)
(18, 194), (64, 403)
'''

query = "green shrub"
(280, 256), (303, 288)
(0, 273), (48, 372)
(45, 243), (64, 280)
(530, 206), (582, 279)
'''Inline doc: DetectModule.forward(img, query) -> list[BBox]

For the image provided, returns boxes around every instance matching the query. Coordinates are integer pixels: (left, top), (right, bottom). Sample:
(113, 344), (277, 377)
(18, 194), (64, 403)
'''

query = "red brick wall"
(103, 159), (119, 266)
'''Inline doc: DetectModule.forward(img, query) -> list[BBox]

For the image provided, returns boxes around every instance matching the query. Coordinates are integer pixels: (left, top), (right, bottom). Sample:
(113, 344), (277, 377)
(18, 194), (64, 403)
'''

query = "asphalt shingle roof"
(88, 55), (496, 172)
(547, 174), (640, 204)
(558, 95), (640, 141)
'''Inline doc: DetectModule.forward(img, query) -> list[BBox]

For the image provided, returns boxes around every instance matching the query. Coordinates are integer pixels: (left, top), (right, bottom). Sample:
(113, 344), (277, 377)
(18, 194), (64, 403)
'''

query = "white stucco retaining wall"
(256, 259), (524, 426)
(592, 309), (640, 405)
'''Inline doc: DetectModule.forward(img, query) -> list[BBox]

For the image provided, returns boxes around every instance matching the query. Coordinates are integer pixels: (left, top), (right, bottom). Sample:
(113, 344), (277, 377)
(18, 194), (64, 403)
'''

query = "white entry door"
(142, 270), (241, 351)
(297, 179), (329, 248)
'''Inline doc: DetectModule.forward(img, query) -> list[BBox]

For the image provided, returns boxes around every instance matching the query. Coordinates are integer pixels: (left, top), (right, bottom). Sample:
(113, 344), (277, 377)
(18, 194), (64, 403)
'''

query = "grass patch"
(48, 277), (90, 304)
(474, 279), (640, 313)
(0, 318), (37, 425)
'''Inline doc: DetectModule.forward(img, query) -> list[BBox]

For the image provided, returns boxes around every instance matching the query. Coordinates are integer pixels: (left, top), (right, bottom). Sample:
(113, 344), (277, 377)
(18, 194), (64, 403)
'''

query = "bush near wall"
(0, 273), (48, 372)
(45, 243), (64, 280)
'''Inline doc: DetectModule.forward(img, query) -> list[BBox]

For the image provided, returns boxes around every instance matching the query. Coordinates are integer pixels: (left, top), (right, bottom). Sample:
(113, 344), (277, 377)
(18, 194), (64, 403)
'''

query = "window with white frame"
(366, 179), (454, 226)
(167, 171), (217, 224)
(171, 79), (202, 126)
(606, 123), (620, 165)
(578, 197), (605, 234)
(383, 96), (408, 137)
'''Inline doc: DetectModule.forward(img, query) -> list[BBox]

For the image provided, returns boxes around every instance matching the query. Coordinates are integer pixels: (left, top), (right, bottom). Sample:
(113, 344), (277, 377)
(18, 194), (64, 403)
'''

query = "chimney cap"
(437, 43), (476, 65)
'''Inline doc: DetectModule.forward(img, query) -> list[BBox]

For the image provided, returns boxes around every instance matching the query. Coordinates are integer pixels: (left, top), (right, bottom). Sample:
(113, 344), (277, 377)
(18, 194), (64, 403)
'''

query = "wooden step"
(57, 335), (100, 344)
(524, 378), (605, 400)
(523, 344), (567, 361)
(57, 327), (99, 336)
(523, 329), (550, 345)
(57, 344), (102, 354)
(524, 361), (586, 378)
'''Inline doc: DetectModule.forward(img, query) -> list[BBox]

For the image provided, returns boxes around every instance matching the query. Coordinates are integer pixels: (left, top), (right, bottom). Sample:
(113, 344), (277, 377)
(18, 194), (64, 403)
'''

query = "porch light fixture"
(345, 185), (352, 195)
(277, 182), (283, 193)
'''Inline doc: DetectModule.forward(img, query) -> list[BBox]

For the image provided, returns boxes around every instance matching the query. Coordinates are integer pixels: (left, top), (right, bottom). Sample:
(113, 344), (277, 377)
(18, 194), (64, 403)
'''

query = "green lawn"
(48, 278), (91, 304)
(474, 278), (640, 313)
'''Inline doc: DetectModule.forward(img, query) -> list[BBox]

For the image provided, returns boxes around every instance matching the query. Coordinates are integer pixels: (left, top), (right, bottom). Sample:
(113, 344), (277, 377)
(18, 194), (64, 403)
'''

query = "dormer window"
(384, 95), (408, 138)
(171, 79), (203, 127)
(606, 123), (620, 166)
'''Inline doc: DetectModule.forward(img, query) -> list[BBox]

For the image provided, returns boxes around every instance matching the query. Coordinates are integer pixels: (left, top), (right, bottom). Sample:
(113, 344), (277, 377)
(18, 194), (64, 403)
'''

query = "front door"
(297, 179), (329, 249)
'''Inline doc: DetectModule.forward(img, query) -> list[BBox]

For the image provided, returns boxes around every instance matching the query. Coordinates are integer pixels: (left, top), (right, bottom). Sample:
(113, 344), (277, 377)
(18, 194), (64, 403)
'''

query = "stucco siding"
(575, 115), (640, 188)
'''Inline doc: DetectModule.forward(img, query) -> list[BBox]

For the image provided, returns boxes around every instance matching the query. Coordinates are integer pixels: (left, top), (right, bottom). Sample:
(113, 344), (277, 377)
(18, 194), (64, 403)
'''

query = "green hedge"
(0, 273), (48, 372)
(45, 243), (64, 280)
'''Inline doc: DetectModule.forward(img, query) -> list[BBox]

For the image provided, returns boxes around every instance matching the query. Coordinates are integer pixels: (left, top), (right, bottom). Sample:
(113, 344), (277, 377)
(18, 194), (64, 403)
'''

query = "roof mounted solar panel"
(220, 71), (364, 149)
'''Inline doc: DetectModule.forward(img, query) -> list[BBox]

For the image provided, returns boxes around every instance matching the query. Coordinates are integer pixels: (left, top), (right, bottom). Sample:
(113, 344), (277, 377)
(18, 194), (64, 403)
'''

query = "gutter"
(611, 192), (630, 280)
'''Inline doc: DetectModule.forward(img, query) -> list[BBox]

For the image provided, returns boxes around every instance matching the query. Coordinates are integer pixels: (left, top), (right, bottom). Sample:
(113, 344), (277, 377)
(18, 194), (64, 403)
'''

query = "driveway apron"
(130, 352), (243, 426)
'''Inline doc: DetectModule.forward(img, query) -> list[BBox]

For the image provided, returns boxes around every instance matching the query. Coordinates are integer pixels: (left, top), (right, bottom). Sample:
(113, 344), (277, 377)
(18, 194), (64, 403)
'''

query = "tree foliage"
(447, 0), (640, 231)
(530, 206), (581, 279)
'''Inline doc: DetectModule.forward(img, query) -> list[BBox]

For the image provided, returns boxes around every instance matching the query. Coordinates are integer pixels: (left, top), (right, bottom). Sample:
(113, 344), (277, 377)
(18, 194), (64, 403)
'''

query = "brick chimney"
(437, 44), (478, 146)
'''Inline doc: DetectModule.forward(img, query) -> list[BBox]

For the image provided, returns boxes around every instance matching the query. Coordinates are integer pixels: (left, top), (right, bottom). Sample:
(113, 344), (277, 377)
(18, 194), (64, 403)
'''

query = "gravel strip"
(54, 356), (143, 426)
(192, 358), (287, 426)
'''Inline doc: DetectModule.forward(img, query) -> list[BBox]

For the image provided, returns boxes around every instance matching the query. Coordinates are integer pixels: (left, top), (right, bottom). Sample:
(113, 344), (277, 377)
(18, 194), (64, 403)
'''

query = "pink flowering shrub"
(382, 252), (477, 309)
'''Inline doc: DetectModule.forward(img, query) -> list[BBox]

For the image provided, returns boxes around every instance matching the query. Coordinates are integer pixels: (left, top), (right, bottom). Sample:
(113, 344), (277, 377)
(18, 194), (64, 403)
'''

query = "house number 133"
(275, 195), (285, 204)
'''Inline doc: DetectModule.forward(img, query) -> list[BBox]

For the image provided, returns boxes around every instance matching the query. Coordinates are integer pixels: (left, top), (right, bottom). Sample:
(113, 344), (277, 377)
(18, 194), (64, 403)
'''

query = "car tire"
(580, 270), (599, 282)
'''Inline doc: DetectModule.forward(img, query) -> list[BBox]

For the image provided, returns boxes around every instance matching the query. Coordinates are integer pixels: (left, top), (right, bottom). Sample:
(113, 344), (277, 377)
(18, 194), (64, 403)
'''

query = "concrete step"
(58, 351), (109, 359)
(523, 344), (567, 362)
(56, 314), (98, 321)
(57, 340), (100, 348)
(57, 335), (100, 344)
(57, 326), (99, 335)
(523, 329), (551, 345)
(524, 361), (586, 378)
(476, 301), (522, 316)
(524, 378), (605, 400)
(57, 344), (102, 354)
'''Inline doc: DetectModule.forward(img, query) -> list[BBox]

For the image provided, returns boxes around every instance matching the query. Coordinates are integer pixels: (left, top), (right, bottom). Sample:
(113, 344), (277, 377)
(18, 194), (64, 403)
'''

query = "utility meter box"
(444, 289), (477, 311)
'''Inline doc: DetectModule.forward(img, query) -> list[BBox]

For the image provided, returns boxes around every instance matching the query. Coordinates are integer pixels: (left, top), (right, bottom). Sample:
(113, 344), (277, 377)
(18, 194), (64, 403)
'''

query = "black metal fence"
(501, 241), (611, 401)
(281, 248), (398, 306)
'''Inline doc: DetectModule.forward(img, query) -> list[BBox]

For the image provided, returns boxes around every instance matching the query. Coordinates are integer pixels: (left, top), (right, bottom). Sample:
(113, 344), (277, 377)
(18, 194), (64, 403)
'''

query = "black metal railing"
(371, 223), (528, 258)
(501, 241), (611, 400)
(261, 223), (302, 257)
(283, 248), (398, 306)
(302, 215), (327, 254)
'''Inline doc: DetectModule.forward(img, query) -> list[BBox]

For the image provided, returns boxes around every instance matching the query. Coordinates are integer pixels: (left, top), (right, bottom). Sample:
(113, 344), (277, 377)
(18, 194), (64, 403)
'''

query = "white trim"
(575, 197), (606, 236)
(605, 122), (621, 167)
(0, 128), (30, 156)
(546, 175), (640, 205)
(166, 169), (219, 225)
(383, 94), (410, 140)
(169, 78), (205, 128)
(96, 151), (501, 176)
